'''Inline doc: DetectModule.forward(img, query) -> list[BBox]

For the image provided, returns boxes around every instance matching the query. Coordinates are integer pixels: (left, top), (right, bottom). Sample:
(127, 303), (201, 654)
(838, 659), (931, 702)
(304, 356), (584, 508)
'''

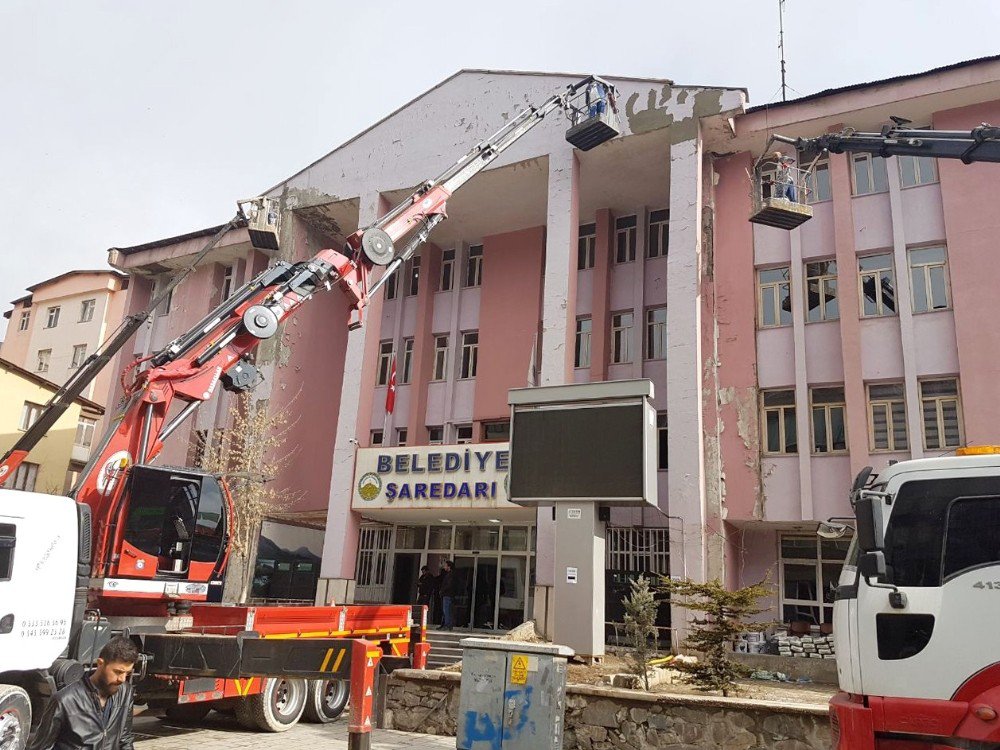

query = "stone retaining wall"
(384, 669), (831, 749)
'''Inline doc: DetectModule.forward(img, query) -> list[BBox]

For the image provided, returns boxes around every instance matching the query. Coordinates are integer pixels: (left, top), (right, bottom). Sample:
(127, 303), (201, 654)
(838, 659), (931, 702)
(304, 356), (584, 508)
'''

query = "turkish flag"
(385, 356), (396, 415)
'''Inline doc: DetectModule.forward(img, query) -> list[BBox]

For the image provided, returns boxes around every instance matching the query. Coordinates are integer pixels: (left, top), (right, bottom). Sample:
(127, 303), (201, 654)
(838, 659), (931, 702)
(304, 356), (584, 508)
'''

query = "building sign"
(352, 443), (517, 510)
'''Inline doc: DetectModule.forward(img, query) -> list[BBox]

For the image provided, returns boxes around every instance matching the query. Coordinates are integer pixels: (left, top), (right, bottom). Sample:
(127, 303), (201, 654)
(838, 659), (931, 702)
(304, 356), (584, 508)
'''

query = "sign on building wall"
(352, 443), (518, 510)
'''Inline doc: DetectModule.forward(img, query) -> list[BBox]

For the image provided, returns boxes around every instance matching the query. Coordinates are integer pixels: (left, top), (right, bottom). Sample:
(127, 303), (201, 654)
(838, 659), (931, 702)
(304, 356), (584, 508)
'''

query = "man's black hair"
(99, 636), (139, 665)
(420, 565), (429, 572)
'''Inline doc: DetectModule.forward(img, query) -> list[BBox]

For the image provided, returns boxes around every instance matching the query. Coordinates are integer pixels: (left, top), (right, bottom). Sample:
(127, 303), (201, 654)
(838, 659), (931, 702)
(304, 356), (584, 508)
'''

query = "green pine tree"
(622, 575), (660, 691)
(658, 577), (771, 697)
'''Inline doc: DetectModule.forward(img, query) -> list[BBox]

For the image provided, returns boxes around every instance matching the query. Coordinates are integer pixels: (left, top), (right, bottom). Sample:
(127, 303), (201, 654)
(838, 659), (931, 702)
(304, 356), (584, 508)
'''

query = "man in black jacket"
(28, 636), (138, 750)
(438, 560), (457, 630)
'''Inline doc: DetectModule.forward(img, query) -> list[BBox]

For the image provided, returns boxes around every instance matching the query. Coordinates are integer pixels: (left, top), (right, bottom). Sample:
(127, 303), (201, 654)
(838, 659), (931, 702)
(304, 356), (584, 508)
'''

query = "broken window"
(859, 254), (896, 318)
(805, 261), (838, 322)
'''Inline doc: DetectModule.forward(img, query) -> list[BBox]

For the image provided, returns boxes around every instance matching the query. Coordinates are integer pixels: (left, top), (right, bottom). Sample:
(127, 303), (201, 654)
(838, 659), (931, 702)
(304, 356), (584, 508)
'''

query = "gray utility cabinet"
(457, 638), (574, 750)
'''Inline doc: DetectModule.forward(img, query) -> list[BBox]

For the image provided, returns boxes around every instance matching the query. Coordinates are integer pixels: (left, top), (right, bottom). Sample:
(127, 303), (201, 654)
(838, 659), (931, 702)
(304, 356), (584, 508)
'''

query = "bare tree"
(196, 392), (300, 602)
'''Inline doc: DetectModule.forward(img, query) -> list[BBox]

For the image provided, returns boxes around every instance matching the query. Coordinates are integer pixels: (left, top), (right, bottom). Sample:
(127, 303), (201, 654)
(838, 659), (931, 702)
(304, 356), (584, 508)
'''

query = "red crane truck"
(0, 75), (621, 750)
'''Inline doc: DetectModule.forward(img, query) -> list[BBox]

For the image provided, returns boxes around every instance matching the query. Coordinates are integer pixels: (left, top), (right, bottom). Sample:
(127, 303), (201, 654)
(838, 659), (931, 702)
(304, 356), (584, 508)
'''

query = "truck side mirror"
(859, 551), (887, 582)
(854, 492), (884, 553)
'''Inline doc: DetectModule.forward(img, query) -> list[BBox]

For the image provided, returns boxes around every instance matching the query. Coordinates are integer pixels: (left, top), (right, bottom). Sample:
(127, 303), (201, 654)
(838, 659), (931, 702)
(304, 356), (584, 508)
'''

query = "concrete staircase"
(425, 629), (500, 669)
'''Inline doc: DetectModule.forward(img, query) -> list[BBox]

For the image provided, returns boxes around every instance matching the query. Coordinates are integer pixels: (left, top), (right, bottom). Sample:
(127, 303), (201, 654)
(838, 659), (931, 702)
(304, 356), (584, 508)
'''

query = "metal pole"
(778, 0), (788, 102)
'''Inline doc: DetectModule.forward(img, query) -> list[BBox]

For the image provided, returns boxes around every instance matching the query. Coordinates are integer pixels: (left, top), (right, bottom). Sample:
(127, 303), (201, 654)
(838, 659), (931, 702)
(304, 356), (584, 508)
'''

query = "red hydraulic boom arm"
(8, 75), (619, 596)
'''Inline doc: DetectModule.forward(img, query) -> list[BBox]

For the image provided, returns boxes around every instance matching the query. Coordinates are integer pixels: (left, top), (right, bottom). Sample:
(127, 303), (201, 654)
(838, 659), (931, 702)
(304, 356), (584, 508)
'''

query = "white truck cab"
(0, 490), (80, 750)
(832, 450), (1000, 748)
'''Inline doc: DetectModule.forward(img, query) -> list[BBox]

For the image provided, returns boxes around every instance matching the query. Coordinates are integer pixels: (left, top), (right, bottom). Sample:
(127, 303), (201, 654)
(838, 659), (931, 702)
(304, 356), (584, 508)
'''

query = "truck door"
(857, 474), (1000, 701)
(0, 492), (77, 672)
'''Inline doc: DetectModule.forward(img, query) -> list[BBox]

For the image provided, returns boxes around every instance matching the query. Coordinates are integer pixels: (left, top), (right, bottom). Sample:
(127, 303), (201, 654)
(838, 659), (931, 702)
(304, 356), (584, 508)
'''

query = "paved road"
(132, 713), (455, 750)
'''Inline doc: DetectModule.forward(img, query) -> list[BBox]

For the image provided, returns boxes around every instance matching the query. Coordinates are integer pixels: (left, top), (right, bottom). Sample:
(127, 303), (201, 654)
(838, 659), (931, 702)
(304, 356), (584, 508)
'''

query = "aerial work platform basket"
(565, 80), (621, 151)
(749, 154), (814, 229)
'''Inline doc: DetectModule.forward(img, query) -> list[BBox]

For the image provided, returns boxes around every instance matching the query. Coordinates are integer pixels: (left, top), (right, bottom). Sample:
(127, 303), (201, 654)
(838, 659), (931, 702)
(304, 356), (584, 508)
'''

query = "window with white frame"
(574, 317), (592, 369)
(803, 159), (832, 203)
(370, 429), (384, 446)
(780, 535), (851, 625)
(456, 424), (473, 444)
(899, 155), (938, 188)
(79, 298), (96, 323)
(220, 265), (236, 301)
(645, 307), (667, 360)
(406, 256), (421, 297)
(36, 349), (51, 373)
(18, 311), (29, 332)
(400, 338), (414, 385)
(611, 312), (633, 364)
(440, 249), (455, 291)
(614, 216), (637, 263)
(921, 379), (962, 450)
(432, 335), (449, 381)
(384, 268), (399, 300)
(19, 402), (43, 431)
(464, 245), (483, 288)
(805, 261), (838, 322)
(657, 413), (668, 470)
(376, 341), (394, 386)
(647, 209), (669, 258)
(428, 426), (444, 445)
(758, 267), (792, 328)
(5, 461), (39, 492)
(868, 383), (908, 452)
(70, 344), (87, 369)
(811, 386), (847, 454)
(762, 389), (797, 455)
(75, 417), (97, 448)
(45, 306), (60, 329)
(852, 154), (889, 196)
(577, 223), (596, 270)
(460, 331), (479, 379)
(396, 428), (408, 447)
(859, 253), (896, 317)
(909, 246), (950, 312)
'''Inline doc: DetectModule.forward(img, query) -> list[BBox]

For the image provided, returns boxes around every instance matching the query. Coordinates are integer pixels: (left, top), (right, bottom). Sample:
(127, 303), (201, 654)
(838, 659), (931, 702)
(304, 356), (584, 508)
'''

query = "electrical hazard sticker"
(510, 654), (529, 685)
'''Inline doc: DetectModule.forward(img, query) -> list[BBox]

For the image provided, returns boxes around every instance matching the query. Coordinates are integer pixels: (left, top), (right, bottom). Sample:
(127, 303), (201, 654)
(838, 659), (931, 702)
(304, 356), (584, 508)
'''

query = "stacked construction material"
(774, 630), (837, 659)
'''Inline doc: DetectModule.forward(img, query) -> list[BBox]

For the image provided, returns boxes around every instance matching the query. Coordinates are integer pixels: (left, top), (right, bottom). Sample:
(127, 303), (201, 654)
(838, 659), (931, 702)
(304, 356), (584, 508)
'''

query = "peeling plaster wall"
(708, 153), (762, 526)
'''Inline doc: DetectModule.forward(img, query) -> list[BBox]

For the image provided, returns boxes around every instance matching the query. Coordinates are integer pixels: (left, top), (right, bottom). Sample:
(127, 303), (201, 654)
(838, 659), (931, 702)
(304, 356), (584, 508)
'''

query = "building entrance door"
(452, 555), (499, 630)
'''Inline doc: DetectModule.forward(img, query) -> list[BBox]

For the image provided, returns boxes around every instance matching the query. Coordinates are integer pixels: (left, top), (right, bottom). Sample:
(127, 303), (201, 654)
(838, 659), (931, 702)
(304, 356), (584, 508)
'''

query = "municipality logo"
(358, 472), (382, 501)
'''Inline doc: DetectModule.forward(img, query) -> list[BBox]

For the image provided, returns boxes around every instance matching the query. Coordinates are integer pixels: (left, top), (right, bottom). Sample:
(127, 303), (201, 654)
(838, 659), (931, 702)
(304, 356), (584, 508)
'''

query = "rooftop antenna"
(778, 0), (788, 102)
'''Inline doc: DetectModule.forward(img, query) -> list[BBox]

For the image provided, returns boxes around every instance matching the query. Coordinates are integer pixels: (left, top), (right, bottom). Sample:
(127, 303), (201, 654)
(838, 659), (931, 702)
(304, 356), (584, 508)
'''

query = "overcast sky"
(1, 0), (998, 338)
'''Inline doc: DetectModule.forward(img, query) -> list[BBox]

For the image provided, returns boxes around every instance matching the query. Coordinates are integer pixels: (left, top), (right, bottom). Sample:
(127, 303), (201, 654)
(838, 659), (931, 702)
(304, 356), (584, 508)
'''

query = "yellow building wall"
(0, 366), (84, 494)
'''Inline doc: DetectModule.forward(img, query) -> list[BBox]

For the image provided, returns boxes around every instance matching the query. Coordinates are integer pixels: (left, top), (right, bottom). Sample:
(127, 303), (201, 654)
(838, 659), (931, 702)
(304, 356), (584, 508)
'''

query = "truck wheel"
(240, 678), (306, 732)
(0, 685), (31, 750)
(302, 679), (349, 723)
(164, 702), (212, 723)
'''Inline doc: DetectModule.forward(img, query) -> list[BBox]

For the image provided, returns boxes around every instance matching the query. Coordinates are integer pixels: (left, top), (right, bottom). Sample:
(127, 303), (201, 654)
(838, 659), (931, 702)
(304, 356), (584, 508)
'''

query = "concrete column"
(533, 150), (580, 630)
(633, 206), (649, 380)
(666, 135), (708, 585)
(590, 209), (613, 382)
(318, 192), (387, 606)
(829, 154), (871, 476)
(789, 229), (814, 520)
(885, 157), (923, 459)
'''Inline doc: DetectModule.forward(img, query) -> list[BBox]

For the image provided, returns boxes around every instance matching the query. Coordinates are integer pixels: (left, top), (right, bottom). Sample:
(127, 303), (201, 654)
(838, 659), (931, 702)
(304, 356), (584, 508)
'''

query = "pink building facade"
(108, 59), (1000, 637)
